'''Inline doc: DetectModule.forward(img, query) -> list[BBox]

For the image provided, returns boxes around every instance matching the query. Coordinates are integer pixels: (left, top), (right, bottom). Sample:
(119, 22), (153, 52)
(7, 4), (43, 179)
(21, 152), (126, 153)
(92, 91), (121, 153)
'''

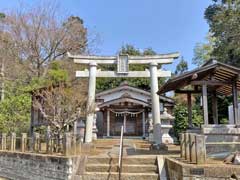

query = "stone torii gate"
(68, 53), (179, 144)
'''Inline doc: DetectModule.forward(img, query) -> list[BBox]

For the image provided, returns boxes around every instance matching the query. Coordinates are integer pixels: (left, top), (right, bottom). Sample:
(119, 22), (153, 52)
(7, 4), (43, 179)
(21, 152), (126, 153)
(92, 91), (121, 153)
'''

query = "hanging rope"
(109, 109), (144, 117)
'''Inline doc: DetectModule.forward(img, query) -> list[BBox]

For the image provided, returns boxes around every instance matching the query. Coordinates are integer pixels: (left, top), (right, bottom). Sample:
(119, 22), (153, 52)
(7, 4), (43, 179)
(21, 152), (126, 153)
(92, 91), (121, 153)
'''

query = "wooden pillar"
(187, 93), (193, 128)
(107, 109), (110, 137)
(123, 114), (127, 133)
(232, 80), (239, 125)
(202, 84), (209, 125)
(212, 90), (218, 124)
(142, 111), (146, 137)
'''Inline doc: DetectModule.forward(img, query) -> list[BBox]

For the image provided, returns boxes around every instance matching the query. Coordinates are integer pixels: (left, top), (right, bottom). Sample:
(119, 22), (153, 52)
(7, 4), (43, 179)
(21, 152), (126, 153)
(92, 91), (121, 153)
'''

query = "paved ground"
(90, 138), (180, 158)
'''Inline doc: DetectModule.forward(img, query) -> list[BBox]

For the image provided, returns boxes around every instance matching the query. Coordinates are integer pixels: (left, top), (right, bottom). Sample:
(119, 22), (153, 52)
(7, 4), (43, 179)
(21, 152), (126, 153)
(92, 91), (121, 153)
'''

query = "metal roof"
(158, 60), (240, 96)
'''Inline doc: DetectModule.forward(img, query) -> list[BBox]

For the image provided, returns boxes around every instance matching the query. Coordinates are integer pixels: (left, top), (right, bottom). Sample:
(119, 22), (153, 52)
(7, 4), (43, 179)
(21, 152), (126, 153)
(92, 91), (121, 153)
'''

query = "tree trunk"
(0, 59), (4, 101)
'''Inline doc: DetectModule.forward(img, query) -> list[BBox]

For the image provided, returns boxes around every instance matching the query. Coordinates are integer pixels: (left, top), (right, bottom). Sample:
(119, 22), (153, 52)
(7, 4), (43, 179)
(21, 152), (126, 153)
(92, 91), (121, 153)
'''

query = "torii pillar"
(150, 62), (162, 144)
(68, 53), (179, 144)
(85, 62), (97, 142)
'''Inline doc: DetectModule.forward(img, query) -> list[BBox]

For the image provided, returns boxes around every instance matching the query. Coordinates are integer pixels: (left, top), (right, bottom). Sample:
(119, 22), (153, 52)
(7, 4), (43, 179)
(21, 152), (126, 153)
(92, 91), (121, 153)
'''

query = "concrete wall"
(0, 151), (86, 180)
(166, 157), (240, 180)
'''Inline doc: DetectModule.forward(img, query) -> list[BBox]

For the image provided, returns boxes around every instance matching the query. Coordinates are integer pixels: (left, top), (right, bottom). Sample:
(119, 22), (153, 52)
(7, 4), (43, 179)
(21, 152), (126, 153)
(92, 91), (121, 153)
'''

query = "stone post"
(85, 62), (97, 143)
(189, 133), (196, 163)
(195, 135), (206, 164)
(34, 132), (40, 152)
(1, 133), (6, 150)
(46, 134), (50, 154)
(179, 133), (185, 159)
(46, 138), (54, 154)
(149, 62), (162, 144)
(21, 133), (27, 152)
(63, 133), (72, 156)
(10, 133), (16, 151)
(73, 121), (78, 135)
(72, 135), (77, 155)
(184, 133), (190, 161)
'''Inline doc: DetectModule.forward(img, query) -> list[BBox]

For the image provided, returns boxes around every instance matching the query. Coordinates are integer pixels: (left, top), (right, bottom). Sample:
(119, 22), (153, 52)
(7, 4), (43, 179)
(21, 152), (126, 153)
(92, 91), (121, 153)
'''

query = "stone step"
(137, 144), (151, 148)
(95, 146), (113, 150)
(87, 157), (156, 165)
(86, 164), (158, 173)
(77, 172), (159, 180)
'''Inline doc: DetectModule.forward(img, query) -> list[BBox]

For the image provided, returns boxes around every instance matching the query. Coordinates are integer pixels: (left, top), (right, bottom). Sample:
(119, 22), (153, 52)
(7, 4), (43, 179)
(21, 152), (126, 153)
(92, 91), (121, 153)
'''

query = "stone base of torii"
(68, 53), (179, 145)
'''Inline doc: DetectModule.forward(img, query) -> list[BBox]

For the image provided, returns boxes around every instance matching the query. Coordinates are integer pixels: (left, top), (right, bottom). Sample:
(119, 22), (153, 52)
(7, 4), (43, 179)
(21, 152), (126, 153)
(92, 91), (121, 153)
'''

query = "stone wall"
(166, 157), (240, 180)
(0, 151), (86, 180)
(202, 125), (240, 155)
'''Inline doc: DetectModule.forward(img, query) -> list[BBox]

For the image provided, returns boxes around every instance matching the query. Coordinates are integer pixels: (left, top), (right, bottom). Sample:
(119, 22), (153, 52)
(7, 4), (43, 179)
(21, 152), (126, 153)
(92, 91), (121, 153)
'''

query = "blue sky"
(0, 0), (212, 72)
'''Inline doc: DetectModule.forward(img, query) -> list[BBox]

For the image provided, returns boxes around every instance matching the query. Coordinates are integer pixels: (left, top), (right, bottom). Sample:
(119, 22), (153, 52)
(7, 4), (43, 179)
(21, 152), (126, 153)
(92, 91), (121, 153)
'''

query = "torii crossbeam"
(68, 52), (179, 144)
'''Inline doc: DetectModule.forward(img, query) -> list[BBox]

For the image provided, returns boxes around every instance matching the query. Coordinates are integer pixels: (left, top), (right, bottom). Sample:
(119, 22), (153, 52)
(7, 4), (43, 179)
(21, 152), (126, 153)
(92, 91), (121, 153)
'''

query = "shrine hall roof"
(96, 81), (174, 104)
(97, 96), (151, 108)
(158, 60), (240, 96)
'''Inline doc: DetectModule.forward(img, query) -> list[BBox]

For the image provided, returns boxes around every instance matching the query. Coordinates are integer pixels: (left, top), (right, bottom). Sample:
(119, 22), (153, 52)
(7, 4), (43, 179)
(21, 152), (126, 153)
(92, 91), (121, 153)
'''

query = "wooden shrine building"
(96, 81), (174, 137)
(158, 60), (240, 126)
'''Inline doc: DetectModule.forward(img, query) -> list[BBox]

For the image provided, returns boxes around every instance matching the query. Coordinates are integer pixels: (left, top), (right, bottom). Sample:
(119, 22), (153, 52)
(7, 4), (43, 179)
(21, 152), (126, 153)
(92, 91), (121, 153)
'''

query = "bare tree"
(0, 3), (88, 77)
(33, 83), (86, 138)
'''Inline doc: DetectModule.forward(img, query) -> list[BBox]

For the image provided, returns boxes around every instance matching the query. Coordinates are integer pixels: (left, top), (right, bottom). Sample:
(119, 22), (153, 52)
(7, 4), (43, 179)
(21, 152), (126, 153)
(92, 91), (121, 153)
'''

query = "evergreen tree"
(204, 0), (240, 66)
(175, 57), (188, 75)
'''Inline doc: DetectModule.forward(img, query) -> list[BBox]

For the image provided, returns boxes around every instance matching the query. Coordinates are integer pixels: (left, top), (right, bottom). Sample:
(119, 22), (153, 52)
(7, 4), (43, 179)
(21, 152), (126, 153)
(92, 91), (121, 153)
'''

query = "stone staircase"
(81, 156), (159, 180)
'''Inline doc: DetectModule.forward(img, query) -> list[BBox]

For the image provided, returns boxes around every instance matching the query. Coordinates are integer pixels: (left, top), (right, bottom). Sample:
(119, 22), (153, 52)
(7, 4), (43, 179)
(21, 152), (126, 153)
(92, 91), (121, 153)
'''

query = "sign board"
(117, 55), (129, 74)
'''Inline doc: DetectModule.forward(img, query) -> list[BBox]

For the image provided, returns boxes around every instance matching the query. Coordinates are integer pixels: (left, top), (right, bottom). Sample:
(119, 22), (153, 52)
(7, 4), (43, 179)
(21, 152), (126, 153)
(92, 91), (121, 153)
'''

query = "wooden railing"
(118, 126), (124, 180)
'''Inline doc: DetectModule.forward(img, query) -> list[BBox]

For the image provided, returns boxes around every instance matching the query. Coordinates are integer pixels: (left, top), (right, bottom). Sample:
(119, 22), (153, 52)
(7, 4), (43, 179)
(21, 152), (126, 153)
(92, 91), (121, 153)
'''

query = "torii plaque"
(68, 52), (179, 144)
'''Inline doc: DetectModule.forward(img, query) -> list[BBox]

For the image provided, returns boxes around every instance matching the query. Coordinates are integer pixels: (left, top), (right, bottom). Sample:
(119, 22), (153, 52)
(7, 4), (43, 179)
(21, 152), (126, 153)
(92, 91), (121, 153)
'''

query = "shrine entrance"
(107, 107), (146, 137)
(68, 52), (179, 143)
(114, 113), (137, 136)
